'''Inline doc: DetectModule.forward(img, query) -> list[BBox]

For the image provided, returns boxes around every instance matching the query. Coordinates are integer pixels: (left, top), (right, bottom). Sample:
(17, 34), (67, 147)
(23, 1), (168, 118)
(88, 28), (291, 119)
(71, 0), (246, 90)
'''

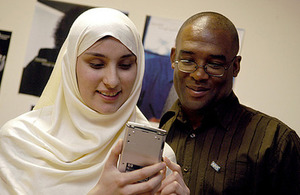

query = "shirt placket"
(182, 131), (196, 184)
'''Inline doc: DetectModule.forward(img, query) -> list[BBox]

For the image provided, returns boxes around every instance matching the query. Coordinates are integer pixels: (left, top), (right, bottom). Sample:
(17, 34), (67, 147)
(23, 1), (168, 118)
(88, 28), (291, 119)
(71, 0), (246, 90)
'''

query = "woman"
(0, 8), (189, 195)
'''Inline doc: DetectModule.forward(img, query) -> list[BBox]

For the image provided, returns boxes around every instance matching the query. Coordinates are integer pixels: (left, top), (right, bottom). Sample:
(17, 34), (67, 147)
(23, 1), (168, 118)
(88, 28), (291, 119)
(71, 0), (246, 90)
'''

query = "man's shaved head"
(176, 12), (240, 55)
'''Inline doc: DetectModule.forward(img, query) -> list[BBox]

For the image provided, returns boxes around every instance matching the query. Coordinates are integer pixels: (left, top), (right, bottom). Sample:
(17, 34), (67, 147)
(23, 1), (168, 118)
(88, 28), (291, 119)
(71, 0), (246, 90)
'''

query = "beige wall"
(0, 0), (299, 135)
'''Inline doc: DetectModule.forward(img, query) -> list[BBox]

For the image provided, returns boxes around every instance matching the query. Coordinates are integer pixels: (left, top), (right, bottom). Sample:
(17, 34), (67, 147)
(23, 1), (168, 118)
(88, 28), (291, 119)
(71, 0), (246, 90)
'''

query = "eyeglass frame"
(174, 56), (236, 77)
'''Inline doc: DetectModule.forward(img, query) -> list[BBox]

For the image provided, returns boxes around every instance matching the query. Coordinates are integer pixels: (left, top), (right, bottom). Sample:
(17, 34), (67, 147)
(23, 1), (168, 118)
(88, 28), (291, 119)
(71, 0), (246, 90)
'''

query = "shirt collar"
(161, 92), (240, 131)
(212, 92), (240, 130)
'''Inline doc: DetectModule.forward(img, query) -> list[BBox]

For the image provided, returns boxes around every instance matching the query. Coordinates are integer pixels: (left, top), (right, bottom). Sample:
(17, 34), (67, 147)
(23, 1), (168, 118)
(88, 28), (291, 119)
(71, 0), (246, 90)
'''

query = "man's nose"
(190, 64), (209, 81)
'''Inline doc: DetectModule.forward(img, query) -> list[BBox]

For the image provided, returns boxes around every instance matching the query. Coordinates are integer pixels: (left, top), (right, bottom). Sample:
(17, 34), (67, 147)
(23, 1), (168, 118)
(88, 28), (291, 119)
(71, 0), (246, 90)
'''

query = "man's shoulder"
(159, 100), (181, 129)
(241, 104), (286, 124)
(239, 104), (296, 137)
(159, 111), (176, 130)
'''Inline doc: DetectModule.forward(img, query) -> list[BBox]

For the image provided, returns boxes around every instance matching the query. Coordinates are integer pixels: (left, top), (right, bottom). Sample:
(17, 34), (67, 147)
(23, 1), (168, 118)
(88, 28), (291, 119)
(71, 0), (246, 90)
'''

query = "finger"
(160, 182), (184, 195)
(159, 171), (189, 195)
(158, 157), (182, 189)
(122, 168), (165, 195)
(105, 139), (123, 168)
(122, 162), (166, 184)
(158, 157), (190, 194)
(164, 157), (183, 177)
(157, 170), (182, 192)
(160, 174), (190, 195)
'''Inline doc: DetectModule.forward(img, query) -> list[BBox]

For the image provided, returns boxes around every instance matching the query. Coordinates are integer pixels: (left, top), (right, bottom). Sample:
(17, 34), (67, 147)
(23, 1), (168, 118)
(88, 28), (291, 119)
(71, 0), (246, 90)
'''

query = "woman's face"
(76, 37), (137, 114)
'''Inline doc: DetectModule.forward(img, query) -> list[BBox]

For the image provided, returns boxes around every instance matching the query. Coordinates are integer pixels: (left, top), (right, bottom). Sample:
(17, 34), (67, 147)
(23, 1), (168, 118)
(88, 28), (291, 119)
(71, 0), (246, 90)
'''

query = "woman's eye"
(119, 64), (133, 70)
(89, 63), (104, 69)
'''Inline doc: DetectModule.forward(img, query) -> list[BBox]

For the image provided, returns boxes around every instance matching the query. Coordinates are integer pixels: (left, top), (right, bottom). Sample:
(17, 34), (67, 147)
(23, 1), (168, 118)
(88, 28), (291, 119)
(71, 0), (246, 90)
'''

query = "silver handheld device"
(118, 121), (167, 172)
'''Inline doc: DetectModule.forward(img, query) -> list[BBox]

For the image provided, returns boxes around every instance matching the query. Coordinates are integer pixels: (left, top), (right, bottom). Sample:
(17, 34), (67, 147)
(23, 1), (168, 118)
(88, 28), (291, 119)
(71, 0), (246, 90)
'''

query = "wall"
(0, 0), (299, 135)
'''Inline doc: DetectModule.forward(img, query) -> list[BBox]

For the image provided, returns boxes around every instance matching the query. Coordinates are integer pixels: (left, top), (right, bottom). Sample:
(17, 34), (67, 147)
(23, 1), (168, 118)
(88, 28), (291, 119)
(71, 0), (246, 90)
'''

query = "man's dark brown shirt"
(160, 93), (300, 195)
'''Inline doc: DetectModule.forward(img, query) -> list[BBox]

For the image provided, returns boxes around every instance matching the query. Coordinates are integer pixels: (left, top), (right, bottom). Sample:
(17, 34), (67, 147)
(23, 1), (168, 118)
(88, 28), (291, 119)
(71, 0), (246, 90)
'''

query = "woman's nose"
(103, 66), (120, 88)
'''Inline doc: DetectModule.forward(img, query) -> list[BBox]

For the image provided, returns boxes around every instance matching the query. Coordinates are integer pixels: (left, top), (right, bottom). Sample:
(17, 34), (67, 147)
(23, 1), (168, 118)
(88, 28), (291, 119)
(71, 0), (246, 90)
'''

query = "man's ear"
(170, 47), (176, 69)
(233, 55), (241, 77)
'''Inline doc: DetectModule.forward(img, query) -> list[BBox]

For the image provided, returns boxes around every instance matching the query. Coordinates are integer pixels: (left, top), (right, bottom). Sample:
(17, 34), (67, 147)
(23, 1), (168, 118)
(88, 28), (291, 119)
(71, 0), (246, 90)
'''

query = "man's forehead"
(180, 24), (231, 45)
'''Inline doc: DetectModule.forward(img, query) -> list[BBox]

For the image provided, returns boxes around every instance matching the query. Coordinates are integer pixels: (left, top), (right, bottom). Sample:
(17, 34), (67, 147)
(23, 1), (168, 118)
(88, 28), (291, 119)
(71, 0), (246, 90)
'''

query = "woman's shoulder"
(0, 106), (53, 137)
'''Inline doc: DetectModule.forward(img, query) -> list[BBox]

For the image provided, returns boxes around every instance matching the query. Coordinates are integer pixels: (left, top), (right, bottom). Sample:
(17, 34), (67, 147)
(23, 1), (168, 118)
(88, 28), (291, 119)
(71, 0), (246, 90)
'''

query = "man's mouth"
(186, 85), (210, 97)
(187, 86), (209, 92)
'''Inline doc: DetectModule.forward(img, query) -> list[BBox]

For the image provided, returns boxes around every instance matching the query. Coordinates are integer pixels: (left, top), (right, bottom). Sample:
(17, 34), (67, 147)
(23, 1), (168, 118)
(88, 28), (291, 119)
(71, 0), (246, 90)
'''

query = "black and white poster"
(0, 30), (12, 88)
(19, 0), (92, 97)
(138, 16), (183, 122)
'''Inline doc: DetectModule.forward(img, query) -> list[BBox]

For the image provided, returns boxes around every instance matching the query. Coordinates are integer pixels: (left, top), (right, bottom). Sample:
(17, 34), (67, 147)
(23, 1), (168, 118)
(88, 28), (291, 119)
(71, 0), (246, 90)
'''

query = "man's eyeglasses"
(174, 56), (236, 77)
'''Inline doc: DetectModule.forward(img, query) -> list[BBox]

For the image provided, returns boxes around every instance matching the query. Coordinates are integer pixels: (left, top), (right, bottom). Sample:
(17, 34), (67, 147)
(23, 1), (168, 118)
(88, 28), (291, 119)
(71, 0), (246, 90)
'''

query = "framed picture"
(19, 0), (92, 97)
(0, 30), (12, 88)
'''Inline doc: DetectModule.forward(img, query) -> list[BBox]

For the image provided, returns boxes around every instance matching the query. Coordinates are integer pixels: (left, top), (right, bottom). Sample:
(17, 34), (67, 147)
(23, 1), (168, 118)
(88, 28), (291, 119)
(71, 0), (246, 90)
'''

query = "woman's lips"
(98, 91), (120, 97)
(96, 90), (121, 100)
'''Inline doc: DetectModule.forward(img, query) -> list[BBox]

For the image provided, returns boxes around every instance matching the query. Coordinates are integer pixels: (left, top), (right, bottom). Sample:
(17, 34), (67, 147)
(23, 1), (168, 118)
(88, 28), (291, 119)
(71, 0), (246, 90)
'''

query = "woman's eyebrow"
(84, 52), (105, 57)
(83, 52), (135, 59)
(121, 54), (135, 59)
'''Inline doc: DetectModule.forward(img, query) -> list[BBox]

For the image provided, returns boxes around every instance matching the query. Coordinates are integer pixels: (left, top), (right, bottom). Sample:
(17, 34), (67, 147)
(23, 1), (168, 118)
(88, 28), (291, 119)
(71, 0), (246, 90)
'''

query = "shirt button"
(183, 167), (189, 172)
(190, 133), (196, 138)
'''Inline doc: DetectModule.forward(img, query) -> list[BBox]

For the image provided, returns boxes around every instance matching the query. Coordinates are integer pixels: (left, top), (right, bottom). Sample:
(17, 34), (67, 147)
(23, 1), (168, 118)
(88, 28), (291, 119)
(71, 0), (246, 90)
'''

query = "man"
(160, 12), (300, 195)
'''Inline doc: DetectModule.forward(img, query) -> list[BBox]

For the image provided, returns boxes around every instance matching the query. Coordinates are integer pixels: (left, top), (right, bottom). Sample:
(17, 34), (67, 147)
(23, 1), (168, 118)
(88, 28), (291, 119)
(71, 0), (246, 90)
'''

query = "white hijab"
(0, 8), (175, 195)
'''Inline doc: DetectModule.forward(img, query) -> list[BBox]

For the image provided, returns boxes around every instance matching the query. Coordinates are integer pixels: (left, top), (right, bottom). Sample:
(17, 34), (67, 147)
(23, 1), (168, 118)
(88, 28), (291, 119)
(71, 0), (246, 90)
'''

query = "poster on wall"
(0, 30), (12, 88)
(137, 16), (183, 122)
(19, 0), (93, 97)
(138, 15), (245, 122)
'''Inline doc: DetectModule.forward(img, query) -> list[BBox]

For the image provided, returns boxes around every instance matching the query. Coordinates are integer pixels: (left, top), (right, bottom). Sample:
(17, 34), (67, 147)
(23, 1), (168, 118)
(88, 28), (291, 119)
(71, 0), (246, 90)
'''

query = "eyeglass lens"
(178, 61), (225, 76)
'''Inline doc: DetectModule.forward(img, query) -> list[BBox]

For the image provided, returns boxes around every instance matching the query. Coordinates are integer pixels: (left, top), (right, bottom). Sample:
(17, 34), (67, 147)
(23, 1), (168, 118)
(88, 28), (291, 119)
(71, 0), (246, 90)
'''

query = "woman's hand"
(155, 157), (190, 195)
(88, 139), (166, 195)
